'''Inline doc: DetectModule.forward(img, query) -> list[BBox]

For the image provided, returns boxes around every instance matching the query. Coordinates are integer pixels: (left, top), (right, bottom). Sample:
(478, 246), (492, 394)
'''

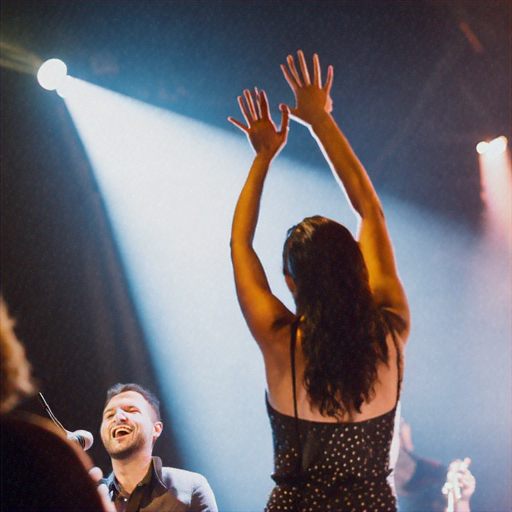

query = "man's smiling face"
(100, 390), (162, 460)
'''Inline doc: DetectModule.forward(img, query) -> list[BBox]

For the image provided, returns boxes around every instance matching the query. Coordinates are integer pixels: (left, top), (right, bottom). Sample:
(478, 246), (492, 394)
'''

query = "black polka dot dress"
(265, 398), (399, 512)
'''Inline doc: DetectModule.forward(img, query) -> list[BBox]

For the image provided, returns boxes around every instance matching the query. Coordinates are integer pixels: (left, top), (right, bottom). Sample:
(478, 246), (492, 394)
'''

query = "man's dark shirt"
(103, 456), (217, 512)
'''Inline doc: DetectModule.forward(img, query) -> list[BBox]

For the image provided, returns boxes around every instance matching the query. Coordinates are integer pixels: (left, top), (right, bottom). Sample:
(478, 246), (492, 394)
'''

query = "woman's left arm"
(229, 89), (293, 349)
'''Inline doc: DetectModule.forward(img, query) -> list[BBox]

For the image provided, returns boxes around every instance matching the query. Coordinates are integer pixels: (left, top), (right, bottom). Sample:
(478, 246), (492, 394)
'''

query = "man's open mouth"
(112, 426), (132, 438)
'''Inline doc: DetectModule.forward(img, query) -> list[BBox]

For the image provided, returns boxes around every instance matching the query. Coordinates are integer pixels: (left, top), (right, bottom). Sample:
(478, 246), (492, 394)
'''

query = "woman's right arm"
(281, 51), (410, 340)
(229, 89), (294, 350)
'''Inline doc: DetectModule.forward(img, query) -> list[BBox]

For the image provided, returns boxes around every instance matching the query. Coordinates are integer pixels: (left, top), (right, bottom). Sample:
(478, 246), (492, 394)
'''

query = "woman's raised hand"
(228, 88), (289, 159)
(281, 51), (334, 126)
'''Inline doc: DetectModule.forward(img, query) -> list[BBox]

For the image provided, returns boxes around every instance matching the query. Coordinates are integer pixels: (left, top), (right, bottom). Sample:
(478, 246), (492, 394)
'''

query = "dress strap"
(290, 317), (302, 470)
(383, 311), (403, 405)
(290, 318), (300, 420)
(289, 317), (305, 510)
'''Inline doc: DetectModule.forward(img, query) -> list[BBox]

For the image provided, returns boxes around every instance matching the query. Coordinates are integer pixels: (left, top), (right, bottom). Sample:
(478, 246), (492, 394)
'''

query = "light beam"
(60, 80), (511, 511)
(478, 136), (512, 248)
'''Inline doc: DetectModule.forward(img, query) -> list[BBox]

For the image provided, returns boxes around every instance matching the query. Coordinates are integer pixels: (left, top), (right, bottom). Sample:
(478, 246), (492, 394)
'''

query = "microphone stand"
(37, 392), (89, 450)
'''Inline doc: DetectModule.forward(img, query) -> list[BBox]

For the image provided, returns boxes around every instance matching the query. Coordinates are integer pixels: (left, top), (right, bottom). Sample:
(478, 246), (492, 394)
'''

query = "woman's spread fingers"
(324, 65), (334, 92)
(238, 95), (252, 125)
(281, 64), (298, 91)
(259, 90), (270, 119)
(313, 53), (321, 87)
(227, 116), (249, 133)
(254, 87), (264, 118)
(244, 89), (258, 120)
(287, 54), (302, 87)
(279, 105), (290, 135)
(298, 50), (311, 86)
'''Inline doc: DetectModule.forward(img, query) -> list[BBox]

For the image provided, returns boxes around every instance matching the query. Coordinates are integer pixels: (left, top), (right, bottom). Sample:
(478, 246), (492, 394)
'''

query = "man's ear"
(153, 421), (163, 440)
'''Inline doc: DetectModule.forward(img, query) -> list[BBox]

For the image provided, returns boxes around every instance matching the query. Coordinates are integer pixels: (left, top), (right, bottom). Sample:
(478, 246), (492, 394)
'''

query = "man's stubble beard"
(106, 432), (147, 461)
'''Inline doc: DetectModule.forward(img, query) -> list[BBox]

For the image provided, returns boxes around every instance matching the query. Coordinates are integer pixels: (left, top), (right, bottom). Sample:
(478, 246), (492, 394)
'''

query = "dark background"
(3, 2), (511, 223)
(1, 1), (511, 510)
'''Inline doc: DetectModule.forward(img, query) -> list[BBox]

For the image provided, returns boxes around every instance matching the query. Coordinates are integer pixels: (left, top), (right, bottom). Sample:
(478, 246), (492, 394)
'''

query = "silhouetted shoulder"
(1, 413), (104, 511)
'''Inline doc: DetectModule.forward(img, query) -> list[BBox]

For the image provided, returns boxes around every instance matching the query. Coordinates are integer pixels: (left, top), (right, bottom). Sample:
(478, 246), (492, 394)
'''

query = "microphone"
(67, 429), (94, 451)
(37, 392), (94, 451)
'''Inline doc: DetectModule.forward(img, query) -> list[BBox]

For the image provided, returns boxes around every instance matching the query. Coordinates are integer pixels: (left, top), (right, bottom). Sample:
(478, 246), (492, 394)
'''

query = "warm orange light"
(478, 136), (511, 247)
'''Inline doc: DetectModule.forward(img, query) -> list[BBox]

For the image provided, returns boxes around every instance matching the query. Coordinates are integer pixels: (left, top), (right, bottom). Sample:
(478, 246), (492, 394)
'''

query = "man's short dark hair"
(105, 383), (161, 421)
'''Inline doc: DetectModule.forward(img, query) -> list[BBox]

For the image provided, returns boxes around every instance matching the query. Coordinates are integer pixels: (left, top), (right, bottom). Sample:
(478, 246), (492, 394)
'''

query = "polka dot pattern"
(265, 398), (399, 512)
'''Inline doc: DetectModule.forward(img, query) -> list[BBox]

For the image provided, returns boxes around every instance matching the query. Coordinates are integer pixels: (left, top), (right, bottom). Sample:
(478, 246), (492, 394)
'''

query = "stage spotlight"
(476, 136), (508, 156)
(476, 141), (488, 154)
(37, 58), (68, 91)
(478, 135), (511, 246)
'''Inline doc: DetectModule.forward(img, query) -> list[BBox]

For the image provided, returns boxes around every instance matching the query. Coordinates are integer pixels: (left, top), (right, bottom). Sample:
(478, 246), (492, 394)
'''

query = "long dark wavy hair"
(283, 215), (390, 418)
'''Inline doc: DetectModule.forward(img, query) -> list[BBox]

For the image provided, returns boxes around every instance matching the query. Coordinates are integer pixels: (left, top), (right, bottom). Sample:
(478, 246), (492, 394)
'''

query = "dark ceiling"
(2, 1), (511, 224)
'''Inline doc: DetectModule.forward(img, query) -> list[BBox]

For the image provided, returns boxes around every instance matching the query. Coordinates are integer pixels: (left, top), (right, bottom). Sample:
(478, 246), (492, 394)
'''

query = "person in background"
(394, 419), (476, 511)
(0, 295), (112, 511)
(100, 382), (218, 512)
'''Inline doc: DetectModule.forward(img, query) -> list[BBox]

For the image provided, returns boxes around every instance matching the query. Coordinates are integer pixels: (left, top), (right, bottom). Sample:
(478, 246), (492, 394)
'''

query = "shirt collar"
(106, 456), (165, 497)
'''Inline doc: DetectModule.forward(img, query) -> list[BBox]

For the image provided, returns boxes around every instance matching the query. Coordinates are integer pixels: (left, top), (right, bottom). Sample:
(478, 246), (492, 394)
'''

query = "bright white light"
(477, 136), (508, 156)
(479, 138), (512, 248)
(488, 136), (508, 156)
(37, 58), (67, 91)
(476, 141), (488, 154)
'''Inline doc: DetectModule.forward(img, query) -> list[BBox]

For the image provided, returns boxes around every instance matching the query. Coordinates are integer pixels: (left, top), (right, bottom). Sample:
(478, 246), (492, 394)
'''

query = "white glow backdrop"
(63, 79), (511, 511)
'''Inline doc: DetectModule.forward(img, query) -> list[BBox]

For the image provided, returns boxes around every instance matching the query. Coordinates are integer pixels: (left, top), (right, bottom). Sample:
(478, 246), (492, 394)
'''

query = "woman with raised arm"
(229, 51), (410, 512)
